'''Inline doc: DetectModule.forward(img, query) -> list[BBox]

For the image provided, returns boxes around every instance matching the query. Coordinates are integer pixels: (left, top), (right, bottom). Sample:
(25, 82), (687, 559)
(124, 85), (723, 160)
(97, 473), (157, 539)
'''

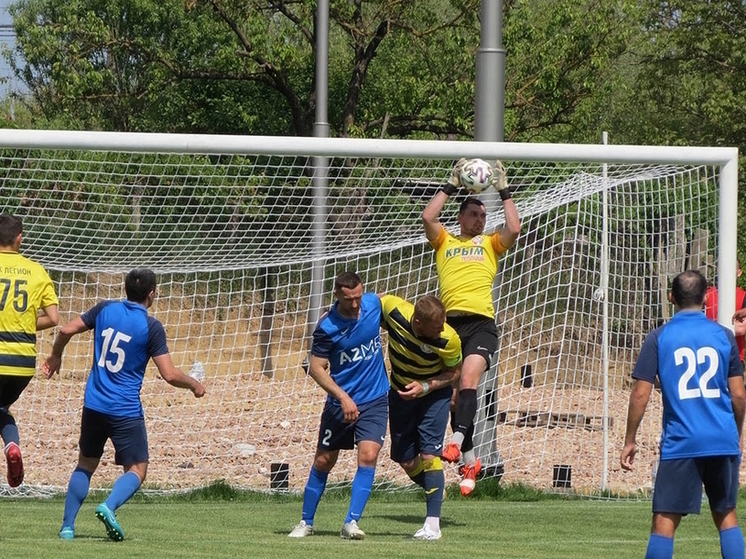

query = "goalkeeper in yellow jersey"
(380, 293), (461, 540)
(0, 214), (59, 488)
(421, 159), (520, 496)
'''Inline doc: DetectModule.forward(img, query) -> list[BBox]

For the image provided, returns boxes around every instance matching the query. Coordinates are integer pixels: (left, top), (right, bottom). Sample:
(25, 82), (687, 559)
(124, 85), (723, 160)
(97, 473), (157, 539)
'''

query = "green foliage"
(4, 0), (644, 143)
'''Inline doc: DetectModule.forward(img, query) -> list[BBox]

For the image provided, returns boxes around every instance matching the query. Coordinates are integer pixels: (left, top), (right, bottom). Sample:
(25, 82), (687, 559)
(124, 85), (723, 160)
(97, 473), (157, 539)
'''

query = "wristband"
(441, 184), (458, 196)
(421, 381), (430, 395)
(498, 188), (512, 201)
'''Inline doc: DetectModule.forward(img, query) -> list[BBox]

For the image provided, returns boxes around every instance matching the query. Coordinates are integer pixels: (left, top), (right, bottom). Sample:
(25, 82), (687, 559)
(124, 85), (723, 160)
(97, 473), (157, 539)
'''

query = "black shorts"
(446, 315), (498, 367)
(0, 375), (32, 409)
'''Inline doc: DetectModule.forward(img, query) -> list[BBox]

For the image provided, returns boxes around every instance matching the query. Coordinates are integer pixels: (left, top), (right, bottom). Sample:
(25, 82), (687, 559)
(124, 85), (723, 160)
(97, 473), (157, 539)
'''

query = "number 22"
(675, 346), (720, 400)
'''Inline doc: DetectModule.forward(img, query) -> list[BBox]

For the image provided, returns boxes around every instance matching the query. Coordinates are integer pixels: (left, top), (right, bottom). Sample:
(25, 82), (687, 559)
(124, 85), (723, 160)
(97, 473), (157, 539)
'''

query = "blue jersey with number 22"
(81, 300), (169, 418)
(633, 310), (743, 459)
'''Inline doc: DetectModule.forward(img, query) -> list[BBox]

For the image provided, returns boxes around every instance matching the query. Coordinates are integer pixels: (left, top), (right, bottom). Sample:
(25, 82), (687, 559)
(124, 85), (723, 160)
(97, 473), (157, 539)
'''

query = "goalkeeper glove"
(442, 158), (467, 196)
(492, 160), (511, 201)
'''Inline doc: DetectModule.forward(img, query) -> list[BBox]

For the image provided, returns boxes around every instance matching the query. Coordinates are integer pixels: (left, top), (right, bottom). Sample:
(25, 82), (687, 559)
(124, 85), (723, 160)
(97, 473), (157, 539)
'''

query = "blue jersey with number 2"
(81, 300), (169, 418)
(633, 310), (743, 459)
(312, 292), (389, 407)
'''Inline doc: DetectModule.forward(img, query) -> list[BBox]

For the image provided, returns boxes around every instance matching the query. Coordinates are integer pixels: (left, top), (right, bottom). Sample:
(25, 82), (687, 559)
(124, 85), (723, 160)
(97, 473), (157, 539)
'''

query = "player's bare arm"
(733, 308), (746, 324)
(36, 304), (59, 331)
(422, 159), (466, 242)
(495, 198), (521, 249)
(308, 354), (358, 423)
(422, 194), (447, 242)
(735, 316), (746, 338)
(41, 315), (90, 379)
(152, 353), (205, 398)
(398, 364), (461, 400)
(620, 379), (653, 471)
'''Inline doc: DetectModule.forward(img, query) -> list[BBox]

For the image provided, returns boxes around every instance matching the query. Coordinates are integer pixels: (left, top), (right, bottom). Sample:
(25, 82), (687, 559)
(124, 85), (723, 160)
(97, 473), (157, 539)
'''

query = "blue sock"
(301, 466), (328, 525)
(345, 466), (375, 523)
(645, 533), (674, 559)
(720, 526), (745, 559)
(105, 471), (141, 511)
(422, 458), (445, 519)
(62, 467), (93, 529)
(0, 409), (19, 446)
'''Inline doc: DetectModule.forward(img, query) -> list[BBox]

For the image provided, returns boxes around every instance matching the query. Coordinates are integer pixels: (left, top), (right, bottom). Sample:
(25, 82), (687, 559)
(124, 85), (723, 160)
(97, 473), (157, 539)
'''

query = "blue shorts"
(317, 393), (388, 451)
(79, 407), (149, 466)
(653, 456), (740, 515)
(388, 386), (451, 463)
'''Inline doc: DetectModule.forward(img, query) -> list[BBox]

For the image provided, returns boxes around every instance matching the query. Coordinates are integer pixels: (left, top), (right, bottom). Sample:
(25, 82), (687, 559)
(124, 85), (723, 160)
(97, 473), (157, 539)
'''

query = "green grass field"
(0, 482), (739, 559)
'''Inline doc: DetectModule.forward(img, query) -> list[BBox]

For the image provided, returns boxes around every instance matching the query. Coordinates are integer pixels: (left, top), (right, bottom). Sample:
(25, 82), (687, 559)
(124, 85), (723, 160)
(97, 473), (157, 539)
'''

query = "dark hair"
(0, 214), (22, 246)
(125, 268), (157, 303)
(459, 197), (485, 215)
(671, 269), (707, 308)
(334, 271), (362, 292)
(414, 295), (446, 324)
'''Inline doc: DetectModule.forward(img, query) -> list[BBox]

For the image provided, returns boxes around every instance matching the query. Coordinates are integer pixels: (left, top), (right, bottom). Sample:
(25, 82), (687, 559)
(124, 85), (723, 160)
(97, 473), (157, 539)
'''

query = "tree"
(6, 0), (642, 140)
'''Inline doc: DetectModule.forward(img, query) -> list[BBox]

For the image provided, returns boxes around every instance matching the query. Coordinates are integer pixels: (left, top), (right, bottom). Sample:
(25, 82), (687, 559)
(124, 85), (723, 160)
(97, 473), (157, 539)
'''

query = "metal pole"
(472, 0), (507, 476)
(601, 132), (610, 492)
(475, 0), (506, 142)
(307, 0), (330, 349)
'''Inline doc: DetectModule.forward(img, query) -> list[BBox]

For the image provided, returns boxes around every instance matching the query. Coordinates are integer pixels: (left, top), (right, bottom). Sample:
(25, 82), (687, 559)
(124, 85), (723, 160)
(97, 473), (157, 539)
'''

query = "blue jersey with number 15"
(633, 310), (743, 459)
(81, 300), (169, 418)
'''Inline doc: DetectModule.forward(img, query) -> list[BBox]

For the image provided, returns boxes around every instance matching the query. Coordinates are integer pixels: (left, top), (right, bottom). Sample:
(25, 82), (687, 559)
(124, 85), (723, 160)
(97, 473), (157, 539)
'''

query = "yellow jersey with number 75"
(0, 251), (58, 376)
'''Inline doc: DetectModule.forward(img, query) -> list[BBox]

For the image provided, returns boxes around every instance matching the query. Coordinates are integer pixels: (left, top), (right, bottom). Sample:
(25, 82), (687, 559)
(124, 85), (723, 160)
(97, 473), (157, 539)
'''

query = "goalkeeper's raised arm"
(490, 160), (521, 247)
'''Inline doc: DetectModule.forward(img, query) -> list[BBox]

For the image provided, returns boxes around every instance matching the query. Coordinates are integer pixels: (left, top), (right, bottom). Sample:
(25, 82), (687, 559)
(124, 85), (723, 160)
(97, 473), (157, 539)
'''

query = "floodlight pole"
(308, 1), (330, 351)
(472, 0), (507, 476)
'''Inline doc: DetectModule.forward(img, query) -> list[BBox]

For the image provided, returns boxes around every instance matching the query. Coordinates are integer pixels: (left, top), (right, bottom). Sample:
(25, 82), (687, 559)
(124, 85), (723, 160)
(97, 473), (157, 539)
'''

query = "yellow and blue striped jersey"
(431, 225), (508, 319)
(0, 251), (58, 377)
(380, 294), (461, 393)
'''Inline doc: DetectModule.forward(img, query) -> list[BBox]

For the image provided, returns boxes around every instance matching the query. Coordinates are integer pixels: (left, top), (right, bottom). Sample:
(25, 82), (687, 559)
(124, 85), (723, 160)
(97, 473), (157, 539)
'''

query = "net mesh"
(0, 146), (724, 498)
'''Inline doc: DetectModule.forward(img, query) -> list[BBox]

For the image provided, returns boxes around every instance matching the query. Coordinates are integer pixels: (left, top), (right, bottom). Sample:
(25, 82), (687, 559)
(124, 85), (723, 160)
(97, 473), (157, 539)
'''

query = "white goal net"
(0, 131), (738, 498)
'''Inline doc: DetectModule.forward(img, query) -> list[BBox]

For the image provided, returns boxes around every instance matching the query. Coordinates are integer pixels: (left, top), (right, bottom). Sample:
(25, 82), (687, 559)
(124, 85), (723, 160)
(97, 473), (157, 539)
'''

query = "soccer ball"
(459, 158), (494, 194)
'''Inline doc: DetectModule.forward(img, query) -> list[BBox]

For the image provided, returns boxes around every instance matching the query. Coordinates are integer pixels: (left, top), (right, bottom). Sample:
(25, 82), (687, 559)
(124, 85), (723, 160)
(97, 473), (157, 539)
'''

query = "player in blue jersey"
(289, 272), (389, 540)
(621, 270), (746, 559)
(0, 214), (59, 488)
(42, 268), (205, 542)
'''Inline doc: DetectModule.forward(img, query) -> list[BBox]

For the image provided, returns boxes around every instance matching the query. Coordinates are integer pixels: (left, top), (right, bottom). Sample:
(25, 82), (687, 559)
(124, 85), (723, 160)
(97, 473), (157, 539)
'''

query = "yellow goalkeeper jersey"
(380, 294), (461, 394)
(430, 225), (508, 319)
(0, 251), (58, 377)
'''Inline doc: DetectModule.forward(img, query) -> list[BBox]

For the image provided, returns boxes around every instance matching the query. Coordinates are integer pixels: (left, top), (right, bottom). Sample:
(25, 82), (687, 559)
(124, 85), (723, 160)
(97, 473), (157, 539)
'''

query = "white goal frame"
(0, 128), (738, 496)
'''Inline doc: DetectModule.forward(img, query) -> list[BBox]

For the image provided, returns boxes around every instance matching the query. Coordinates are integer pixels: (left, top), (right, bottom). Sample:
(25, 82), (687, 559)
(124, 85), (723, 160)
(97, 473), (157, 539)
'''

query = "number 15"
(98, 327), (132, 373)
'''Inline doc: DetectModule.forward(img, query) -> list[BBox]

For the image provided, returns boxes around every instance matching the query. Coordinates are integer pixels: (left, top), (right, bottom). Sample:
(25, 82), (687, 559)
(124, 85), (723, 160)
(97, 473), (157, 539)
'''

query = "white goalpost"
(0, 129), (738, 498)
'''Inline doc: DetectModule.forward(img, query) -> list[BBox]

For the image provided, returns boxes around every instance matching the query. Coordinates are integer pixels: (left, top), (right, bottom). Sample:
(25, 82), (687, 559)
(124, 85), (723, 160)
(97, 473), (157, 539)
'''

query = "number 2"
(675, 346), (720, 400)
(321, 429), (332, 447)
(98, 327), (132, 373)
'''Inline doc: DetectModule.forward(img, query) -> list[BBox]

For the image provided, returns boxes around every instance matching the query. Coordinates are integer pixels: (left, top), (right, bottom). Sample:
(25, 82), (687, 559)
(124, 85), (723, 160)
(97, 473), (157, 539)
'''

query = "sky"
(0, 0), (18, 97)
